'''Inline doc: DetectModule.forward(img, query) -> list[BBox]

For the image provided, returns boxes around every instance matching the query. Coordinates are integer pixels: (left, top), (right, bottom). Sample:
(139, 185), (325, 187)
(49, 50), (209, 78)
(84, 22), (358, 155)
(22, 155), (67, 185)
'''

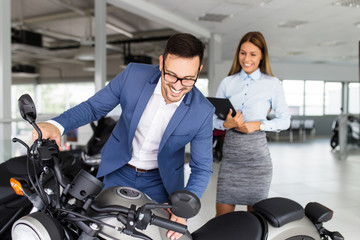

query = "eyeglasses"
(162, 60), (199, 87)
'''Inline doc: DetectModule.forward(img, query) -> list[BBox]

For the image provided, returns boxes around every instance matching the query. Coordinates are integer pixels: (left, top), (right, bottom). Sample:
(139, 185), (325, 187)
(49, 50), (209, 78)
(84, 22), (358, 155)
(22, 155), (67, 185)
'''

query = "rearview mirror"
(169, 190), (201, 218)
(18, 94), (37, 124)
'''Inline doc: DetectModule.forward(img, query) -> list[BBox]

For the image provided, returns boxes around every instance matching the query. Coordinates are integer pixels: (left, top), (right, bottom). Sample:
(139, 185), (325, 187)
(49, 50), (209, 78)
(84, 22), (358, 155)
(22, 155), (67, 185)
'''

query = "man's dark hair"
(163, 33), (205, 65)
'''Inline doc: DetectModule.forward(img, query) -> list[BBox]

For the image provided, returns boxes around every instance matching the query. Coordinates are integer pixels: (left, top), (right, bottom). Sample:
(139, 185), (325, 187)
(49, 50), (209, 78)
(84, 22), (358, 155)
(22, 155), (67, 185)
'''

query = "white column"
(0, 0), (12, 147)
(94, 0), (107, 92)
(0, 0), (12, 163)
(339, 114), (347, 160)
(338, 82), (349, 160)
(341, 82), (349, 114)
(208, 33), (222, 97)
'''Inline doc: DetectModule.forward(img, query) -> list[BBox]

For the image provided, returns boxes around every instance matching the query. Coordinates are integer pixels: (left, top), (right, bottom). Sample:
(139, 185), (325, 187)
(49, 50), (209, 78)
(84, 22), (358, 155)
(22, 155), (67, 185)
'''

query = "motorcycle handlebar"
(91, 204), (187, 234)
(151, 215), (187, 234)
(52, 155), (69, 188)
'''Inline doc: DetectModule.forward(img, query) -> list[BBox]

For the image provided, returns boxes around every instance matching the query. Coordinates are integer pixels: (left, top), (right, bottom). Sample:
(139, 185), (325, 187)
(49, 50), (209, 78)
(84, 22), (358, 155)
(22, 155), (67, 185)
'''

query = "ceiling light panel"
(198, 13), (232, 22)
(319, 41), (346, 47)
(332, 0), (360, 7)
(224, 0), (273, 6)
(276, 20), (308, 28)
(286, 51), (304, 56)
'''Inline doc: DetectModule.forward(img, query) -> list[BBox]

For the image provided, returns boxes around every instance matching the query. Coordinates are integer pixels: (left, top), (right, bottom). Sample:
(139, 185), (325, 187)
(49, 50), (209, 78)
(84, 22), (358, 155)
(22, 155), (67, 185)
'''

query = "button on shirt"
(128, 78), (182, 170)
(213, 68), (290, 131)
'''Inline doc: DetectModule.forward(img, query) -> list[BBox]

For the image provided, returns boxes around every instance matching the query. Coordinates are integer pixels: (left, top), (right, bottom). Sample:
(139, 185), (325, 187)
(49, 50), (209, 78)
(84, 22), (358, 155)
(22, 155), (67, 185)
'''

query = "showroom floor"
(186, 138), (360, 239)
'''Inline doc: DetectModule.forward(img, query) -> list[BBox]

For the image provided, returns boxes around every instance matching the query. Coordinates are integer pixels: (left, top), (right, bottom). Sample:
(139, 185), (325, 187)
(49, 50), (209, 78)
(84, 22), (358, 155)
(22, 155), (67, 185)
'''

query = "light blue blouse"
(213, 68), (290, 132)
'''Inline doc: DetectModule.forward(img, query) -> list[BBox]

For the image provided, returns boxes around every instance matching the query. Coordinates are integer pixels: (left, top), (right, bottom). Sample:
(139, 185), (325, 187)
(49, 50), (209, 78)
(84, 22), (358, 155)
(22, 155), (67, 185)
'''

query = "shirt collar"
(155, 77), (183, 106)
(239, 68), (262, 82)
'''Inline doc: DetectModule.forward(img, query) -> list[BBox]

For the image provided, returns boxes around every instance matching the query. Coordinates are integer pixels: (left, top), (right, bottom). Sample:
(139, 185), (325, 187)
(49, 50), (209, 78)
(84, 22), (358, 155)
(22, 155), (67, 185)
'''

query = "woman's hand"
(223, 109), (262, 134)
(235, 121), (261, 133)
(223, 109), (244, 129)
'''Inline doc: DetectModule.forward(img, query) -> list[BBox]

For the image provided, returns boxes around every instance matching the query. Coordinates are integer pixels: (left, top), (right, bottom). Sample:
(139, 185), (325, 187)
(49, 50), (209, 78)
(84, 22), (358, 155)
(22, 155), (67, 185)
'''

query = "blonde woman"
(214, 31), (290, 216)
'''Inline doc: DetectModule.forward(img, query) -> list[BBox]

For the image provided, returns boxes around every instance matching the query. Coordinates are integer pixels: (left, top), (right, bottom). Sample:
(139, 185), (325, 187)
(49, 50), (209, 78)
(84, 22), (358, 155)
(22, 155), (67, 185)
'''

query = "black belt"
(126, 163), (158, 173)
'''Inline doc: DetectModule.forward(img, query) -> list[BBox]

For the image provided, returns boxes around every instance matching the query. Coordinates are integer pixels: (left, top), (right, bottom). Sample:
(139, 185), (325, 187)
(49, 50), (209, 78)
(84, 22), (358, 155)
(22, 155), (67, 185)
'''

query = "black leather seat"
(191, 211), (263, 240)
(254, 197), (304, 227)
(305, 202), (333, 224)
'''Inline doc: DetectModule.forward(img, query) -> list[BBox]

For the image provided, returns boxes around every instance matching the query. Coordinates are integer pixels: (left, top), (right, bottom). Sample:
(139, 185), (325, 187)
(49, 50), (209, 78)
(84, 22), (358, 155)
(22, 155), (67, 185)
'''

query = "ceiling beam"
(11, 5), (118, 25)
(107, 0), (212, 39)
(12, 4), (133, 38)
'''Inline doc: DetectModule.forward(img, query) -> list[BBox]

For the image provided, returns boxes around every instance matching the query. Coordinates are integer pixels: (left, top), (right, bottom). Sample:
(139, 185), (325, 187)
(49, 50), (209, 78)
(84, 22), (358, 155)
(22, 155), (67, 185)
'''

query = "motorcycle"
(10, 94), (344, 240)
(81, 116), (117, 172)
(0, 144), (95, 239)
(212, 129), (225, 161)
(330, 114), (360, 149)
(0, 113), (114, 239)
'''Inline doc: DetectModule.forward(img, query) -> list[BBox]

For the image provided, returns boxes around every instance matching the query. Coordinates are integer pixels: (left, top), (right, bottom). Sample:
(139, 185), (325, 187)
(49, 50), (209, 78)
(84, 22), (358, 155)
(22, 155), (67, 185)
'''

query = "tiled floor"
(186, 138), (360, 239)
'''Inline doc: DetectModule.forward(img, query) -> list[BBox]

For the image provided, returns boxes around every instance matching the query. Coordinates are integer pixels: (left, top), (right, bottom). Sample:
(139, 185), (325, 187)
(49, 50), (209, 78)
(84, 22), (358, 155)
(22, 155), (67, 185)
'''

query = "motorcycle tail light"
(10, 178), (24, 196)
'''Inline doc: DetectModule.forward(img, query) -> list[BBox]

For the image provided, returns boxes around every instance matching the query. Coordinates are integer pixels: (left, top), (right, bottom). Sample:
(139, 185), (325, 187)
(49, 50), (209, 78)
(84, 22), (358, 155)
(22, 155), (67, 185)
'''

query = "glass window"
(305, 80), (324, 115)
(11, 84), (36, 148)
(11, 84), (35, 119)
(195, 78), (209, 97)
(283, 80), (304, 115)
(10, 83), (95, 147)
(38, 83), (95, 114)
(349, 83), (359, 114)
(324, 82), (342, 115)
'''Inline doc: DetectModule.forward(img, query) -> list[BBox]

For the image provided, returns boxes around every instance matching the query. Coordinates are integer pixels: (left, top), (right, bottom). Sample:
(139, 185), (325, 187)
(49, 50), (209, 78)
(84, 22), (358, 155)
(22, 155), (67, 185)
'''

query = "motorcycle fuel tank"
(90, 186), (191, 240)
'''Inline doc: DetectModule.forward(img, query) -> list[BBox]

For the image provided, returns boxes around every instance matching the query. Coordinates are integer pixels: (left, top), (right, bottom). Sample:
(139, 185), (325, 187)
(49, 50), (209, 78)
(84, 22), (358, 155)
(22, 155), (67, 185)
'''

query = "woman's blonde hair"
(228, 31), (273, 77)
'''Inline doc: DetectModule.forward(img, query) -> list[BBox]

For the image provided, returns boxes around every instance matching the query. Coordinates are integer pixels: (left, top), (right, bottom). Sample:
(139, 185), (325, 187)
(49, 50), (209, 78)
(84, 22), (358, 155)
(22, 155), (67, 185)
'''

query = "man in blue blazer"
(34, 33), (214, 239)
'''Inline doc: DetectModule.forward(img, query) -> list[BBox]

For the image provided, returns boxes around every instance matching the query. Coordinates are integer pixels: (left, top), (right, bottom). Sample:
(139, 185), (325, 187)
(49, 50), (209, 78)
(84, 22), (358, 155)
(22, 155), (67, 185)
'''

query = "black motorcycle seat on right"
(254, 197), (305, 227)
(191, 211), (263, 240)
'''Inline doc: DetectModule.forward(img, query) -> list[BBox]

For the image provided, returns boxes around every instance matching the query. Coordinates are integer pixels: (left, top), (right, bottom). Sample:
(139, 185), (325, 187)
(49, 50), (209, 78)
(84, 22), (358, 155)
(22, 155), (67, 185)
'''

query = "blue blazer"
(53, 63), (215, 198)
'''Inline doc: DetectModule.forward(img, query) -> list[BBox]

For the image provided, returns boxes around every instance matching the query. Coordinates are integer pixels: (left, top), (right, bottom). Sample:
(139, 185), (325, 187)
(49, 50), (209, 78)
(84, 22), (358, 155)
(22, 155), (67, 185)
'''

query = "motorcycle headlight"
(12, 212), (64, 240)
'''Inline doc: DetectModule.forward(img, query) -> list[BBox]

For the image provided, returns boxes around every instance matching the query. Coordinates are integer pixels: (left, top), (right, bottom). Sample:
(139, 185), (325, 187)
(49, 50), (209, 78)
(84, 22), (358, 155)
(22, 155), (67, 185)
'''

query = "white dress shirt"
(213, 69), (290, 131)
(128, 79), (182, 169)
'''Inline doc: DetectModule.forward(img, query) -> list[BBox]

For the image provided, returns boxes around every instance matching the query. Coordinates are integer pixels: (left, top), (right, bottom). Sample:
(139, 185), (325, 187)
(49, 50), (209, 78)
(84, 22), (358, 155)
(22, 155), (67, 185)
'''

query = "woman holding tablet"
(213, 31), (290, 216)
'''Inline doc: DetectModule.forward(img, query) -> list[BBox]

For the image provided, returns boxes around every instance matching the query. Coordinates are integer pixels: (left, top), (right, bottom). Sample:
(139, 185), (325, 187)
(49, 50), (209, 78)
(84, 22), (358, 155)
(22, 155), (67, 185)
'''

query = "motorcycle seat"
(253, 197), (304, 227)
(191, 211), (263, 240)
(305, 202), (333, 224)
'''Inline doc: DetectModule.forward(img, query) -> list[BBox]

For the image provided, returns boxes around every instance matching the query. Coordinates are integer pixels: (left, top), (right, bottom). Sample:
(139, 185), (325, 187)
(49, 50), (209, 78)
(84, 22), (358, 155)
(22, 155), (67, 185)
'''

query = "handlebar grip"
(151, 216), (187, 234)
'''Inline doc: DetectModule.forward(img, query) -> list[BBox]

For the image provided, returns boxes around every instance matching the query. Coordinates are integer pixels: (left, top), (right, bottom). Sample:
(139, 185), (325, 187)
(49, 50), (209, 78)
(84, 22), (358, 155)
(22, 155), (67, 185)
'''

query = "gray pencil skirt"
(216, 130), (272, 206)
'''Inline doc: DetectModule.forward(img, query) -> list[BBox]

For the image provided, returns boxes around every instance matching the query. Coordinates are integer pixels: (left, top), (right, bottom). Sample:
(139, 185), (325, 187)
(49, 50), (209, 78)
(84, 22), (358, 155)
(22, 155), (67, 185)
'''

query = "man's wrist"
(47, 120), (64, 135)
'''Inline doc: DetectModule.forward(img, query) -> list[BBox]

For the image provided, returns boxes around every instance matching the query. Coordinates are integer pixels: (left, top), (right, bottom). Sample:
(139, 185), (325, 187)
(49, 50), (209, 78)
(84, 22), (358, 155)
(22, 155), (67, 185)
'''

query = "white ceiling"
(9, 0), (360, 77)
(128, 0), (360, 65)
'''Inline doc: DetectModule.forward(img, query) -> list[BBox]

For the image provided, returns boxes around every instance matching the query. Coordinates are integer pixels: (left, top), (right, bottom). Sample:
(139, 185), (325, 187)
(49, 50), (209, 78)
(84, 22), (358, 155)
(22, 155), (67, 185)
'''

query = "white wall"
(271, 62), (358, 82)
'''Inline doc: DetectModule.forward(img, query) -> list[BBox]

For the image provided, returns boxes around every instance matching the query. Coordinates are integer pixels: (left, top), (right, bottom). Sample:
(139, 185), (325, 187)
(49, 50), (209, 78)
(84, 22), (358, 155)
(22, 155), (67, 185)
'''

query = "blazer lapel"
(128, 73), (160, 149)
(158, 90), (193, 152)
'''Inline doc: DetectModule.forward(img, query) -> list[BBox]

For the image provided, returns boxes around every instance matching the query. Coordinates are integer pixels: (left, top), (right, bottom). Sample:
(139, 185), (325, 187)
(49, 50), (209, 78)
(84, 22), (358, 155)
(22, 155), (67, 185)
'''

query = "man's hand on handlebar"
(166, 209), (187, 240)
(32, 122), (62, 147)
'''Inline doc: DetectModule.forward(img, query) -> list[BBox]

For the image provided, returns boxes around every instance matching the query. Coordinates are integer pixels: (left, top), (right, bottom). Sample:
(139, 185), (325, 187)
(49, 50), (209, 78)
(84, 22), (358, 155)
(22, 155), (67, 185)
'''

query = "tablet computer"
(207, 97), (236, 120)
